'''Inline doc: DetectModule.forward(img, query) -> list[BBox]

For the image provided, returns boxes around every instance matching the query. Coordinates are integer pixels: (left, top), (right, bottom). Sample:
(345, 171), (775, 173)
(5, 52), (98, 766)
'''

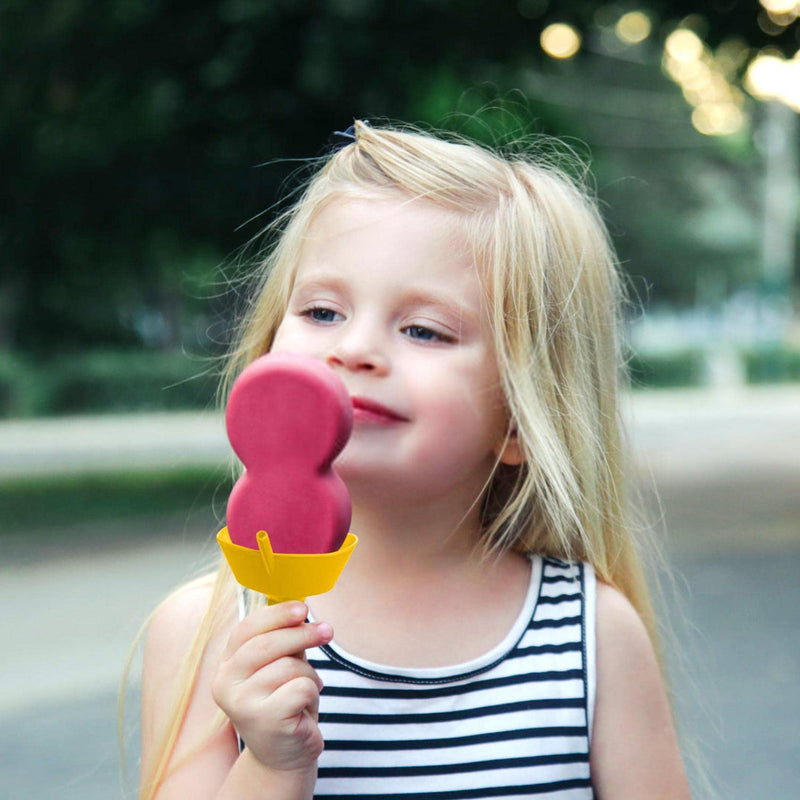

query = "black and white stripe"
(302, 557), (596, 799)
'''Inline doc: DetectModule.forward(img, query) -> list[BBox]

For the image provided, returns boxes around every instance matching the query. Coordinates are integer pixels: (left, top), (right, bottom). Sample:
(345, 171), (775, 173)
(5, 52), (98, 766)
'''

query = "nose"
(325, 327), (389, 376)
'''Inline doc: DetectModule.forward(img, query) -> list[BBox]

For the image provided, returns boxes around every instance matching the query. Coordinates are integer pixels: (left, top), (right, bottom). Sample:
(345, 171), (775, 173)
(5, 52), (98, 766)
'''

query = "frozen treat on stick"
(226, 352), (353, 553)
(217, 352), (357, 603)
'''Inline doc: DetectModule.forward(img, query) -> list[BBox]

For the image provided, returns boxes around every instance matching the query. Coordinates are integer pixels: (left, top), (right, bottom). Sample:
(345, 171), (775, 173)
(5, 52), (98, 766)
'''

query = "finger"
(223, 601), (307, 659)
(248, 655), (325, 696)
(226, 622), (333, 681)
(267, 676), (322, 724)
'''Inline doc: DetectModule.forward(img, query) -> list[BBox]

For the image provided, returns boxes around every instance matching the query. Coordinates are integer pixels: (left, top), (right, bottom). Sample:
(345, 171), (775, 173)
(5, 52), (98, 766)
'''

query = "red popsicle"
(225, 352), (353, 554)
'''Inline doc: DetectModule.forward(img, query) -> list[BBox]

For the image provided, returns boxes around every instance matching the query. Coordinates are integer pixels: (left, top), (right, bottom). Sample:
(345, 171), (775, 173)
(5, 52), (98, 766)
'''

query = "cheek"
(413, 363), (505, 449)
(271, 318), (315, 355)
(269, 317), (290, 350)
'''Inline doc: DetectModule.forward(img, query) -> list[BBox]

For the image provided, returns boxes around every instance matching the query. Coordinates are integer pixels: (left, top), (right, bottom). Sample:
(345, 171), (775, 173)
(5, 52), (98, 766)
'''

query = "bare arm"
(140, 584), (239, 798)
(590, 582), (692, 799)
(140, 586), (330, 800)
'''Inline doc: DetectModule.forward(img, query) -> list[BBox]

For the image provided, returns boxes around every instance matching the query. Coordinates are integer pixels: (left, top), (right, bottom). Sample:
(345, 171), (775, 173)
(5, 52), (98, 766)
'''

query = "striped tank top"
(302, 556), (597, 799)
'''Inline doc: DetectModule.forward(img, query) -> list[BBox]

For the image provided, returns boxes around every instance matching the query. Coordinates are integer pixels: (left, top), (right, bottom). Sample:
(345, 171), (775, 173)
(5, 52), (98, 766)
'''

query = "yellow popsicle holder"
(217, 527), (358, 604)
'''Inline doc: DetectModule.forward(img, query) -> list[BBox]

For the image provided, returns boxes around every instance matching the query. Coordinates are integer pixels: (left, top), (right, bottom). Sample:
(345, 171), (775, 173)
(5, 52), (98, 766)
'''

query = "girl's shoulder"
(143, 574), (239, 693)
(145, 576), (230, 658)
(590, 579), (691, 797)
(594, 580), (647, 643)
(140, 575), (240, 796)
(593, 579), (661, 710)
(592, 579), (657, 689)
(142, 578), (221, 715)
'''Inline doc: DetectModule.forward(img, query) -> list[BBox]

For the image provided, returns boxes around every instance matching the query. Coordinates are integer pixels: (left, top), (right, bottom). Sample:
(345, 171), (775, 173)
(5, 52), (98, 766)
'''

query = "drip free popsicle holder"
(217, 528), (358, 604)
(217, 352), (357, 604)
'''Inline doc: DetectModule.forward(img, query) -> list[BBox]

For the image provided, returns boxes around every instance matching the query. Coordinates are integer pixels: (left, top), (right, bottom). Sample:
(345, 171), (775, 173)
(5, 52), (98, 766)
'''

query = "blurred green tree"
(0, 0), (791, 352)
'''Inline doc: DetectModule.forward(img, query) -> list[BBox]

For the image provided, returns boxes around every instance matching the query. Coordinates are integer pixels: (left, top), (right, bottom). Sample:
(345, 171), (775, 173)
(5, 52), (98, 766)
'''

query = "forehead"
(306, 194), (465, 252)
(297, 194), (480, 290)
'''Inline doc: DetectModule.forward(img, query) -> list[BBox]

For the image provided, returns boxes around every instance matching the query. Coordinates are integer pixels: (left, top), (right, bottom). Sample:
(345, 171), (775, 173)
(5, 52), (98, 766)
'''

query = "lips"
(351, 396), (408, 424)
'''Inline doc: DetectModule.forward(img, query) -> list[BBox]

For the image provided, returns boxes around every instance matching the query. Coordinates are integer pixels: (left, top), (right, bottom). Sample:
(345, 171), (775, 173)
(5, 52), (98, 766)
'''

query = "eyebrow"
(292, 270), (343, 288)
(398, 288), (480, 326)
(288, 274), (348, 300)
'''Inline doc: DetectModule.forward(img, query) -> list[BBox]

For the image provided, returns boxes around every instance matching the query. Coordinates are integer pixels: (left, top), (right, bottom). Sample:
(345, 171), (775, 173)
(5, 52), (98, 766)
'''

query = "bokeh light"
(745, 50), (800, 111)
(758, 0), (800, 31)
(540, 23), (581, 59)
(665, 29), (704, 63)
(691, 103), (746, 136)
(759, 0), (800, 15)
(663, 27), (748, 137)
(615, 11), (652, 45)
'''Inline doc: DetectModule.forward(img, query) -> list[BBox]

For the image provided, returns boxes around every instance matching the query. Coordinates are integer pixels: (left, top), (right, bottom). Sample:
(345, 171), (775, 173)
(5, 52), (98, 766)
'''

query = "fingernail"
(289, 603), (307, 619)
(316, 622), (333, 641)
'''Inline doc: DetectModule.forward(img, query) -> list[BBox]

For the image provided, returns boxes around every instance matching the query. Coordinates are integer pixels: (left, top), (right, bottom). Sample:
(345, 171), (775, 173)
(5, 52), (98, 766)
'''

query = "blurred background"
(0, 1), (798, 798)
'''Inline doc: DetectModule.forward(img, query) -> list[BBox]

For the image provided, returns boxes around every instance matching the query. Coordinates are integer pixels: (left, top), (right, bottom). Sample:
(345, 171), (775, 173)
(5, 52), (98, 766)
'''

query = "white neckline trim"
(583, 561), (597, 744)
(311, 555), (543, 681)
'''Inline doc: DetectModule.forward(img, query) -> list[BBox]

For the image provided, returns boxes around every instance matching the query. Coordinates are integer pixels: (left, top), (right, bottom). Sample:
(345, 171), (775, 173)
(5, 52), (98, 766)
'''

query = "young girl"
(139, 121), (691, 799)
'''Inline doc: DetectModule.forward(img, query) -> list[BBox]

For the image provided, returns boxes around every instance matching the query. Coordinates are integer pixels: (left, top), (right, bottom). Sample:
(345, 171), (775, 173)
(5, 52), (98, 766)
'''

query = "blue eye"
(306, 307), (342, 323)
(403, 325), (453, 343)
(406, 325), (436, 341)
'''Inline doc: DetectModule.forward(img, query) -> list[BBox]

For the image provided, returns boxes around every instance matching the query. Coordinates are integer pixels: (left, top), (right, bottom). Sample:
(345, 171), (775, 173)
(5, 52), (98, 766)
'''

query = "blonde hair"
(135, 121), (659, 798)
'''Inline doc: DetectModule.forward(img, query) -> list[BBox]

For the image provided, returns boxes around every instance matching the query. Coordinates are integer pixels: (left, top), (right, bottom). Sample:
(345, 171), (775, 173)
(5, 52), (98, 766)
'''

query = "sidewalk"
(0, 409), (229, 480)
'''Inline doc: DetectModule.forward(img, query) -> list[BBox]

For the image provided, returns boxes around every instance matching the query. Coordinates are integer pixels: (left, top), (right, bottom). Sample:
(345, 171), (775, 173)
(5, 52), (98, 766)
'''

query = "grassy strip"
(0, 467), (234, 534)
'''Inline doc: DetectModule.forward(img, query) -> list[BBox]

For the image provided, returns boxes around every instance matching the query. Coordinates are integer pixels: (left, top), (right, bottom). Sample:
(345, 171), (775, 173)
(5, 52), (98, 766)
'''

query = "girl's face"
(271, 195), (516, 508)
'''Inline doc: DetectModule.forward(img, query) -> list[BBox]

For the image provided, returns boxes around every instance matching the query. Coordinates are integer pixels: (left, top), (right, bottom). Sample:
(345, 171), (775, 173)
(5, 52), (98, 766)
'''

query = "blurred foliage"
(743, 345), (800, 383)
(43, 349), (220, 414)
(0, 349), (219, 416)
(628, 349), (706, 388)
(0, 0), (795, 356)
(4, 343), (799, 419)
(0, 467), (233, 534)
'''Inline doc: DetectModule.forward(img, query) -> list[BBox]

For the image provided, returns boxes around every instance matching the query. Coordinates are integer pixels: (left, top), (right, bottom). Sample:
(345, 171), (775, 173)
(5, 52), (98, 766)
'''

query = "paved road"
(4, 550), (798, 800)
(1, 385), (798, 798)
